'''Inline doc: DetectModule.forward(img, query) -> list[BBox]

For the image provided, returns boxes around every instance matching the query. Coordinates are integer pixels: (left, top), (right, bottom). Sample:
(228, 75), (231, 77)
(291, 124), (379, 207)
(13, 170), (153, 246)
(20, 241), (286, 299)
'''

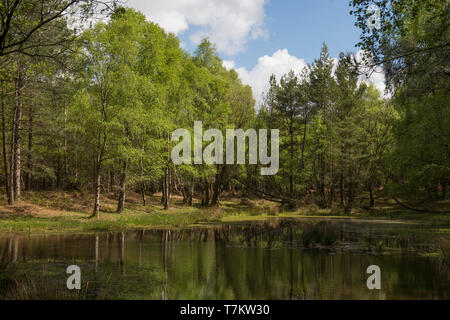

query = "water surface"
(0, 219), (448, 299)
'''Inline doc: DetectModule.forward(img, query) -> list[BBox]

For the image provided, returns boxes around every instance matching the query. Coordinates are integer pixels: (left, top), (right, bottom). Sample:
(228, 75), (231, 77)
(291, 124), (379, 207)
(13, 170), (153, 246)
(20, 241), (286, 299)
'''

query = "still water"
(0, 219), (449, 299)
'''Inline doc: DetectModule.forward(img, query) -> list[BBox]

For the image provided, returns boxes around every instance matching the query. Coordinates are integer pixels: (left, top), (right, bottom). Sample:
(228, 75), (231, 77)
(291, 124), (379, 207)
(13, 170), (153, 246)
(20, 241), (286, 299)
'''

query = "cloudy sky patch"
(127, 0), (386, 105)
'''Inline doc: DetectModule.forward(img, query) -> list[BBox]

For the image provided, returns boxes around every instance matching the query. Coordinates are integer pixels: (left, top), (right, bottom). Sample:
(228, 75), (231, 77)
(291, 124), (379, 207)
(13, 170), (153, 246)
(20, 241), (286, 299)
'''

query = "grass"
(0, 207), (226, 234)
(0, 191), (227, 234)
(0, 261), (164, 300)
(0, 190), (448, 235)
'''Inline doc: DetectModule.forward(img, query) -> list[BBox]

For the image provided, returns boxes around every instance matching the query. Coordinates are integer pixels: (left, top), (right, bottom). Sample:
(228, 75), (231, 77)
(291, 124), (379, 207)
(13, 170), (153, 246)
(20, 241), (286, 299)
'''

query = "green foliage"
(0, 2), (447, 217)
(351, 0), (449, 201)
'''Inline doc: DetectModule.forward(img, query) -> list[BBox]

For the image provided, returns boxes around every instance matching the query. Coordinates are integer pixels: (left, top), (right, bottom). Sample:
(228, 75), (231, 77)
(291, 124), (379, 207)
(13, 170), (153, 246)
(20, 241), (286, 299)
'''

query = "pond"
(0, 218), (449, 299)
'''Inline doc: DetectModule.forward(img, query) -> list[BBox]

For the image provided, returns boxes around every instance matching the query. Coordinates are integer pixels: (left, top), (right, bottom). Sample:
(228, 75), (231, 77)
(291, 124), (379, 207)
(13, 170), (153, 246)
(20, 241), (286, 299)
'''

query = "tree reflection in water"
(0, 219), (448, 299)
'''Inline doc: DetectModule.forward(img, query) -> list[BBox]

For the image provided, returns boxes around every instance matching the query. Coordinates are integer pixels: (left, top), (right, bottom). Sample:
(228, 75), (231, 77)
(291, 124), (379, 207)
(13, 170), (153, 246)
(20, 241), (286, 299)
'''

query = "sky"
(126, 0), (385, 106)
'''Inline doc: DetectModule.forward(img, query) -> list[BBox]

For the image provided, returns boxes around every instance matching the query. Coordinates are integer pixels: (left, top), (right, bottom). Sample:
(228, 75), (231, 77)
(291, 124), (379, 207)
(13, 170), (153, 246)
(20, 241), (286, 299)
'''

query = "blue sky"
(127, 0), (384, 105)
(181, 0), (361, 68)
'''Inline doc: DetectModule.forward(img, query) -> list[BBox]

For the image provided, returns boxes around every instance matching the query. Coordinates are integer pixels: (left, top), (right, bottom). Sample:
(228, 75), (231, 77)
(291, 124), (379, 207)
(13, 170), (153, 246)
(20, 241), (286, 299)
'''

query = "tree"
(0, 0), (116, 58)
(351, 0), (450, 204)
(71, 9), (148, 217)
(306, 44), (336, 205)
(333, 53), (367, 212)
(350, 0), (449, 92)
(359, 85), (397, 207)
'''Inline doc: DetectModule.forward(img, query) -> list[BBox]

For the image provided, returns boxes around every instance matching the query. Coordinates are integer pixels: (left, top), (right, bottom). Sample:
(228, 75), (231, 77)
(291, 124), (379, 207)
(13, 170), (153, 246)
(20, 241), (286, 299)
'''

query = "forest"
(0, 0), (448, 225)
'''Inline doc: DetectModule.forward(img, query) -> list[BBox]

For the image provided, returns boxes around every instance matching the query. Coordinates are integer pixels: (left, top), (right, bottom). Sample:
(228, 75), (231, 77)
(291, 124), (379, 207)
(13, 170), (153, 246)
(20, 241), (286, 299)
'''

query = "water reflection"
(0, 219), (448, 299)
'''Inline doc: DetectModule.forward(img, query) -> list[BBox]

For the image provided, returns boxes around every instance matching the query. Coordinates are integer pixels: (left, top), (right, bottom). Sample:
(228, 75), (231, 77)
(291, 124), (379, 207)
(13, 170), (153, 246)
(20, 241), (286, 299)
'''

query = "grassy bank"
(0, 191), (448, 235)
(0, 191), (225, 234)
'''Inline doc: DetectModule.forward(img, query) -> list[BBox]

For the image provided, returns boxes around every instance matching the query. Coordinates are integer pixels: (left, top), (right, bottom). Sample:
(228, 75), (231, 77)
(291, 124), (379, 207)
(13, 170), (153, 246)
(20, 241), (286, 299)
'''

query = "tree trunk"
(345, 161), (353, 214)
(116, 160), (128, 214)
(319, 155), (325, 203)
(91, 92), (108, 217)
(289, 127), (294, 199)
(63, 104), (73, 190)
(442, 181), (446, 200)
(141, 183), (147, 206)
(369, 185), (374, 207)
(106, 170), (111, 193)
(163, 166), (170, 210)
(161, 178), (165, 205)
(163, 133), (171, 210)
(211, 166), (227, 207)
(173, 169), (187, 204)
(139, 155), (146, 206)
(300, 116), (307, 169)
(12, 70), (23, 201)
(211, 188), (220, 206)
(25, 102), (32, 191)
(1, 81), (12, 204)
(91, 172), (101, 218)
(202, 180), (210, 207)
(189, 177), (194, 206)
(329, 123), (334, 207)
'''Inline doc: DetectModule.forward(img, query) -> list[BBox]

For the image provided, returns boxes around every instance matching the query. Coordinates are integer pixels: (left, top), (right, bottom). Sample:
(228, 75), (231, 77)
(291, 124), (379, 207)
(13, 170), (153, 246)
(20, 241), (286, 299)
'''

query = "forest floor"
(0, 190), (448, 235)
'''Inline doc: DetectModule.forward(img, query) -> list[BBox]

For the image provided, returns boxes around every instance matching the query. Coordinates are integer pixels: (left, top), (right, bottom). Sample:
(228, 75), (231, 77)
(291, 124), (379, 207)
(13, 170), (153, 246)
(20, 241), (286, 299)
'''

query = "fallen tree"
(392, 197), (450, 214)
(236, 178), (299, 209)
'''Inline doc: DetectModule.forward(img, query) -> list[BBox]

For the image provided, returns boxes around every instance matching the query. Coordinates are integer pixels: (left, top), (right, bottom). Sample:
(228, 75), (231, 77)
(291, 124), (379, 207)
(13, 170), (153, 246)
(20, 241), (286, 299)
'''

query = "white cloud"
(355, 50), (387, 95)
(222, 60), (237, 70)
(126, 0), (268, 55)
(362, 69), (386, 95)
(223, 49), (307, 106)
(224, 49), (387, 107)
